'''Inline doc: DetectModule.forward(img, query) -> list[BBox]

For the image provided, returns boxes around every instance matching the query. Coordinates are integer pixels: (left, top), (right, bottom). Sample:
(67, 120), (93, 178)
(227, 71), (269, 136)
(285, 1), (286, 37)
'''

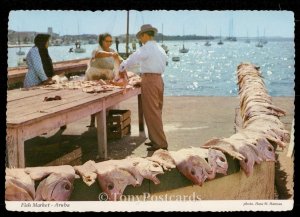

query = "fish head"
(256, 138), (276, 162)
(35, 173), (73, 201)
(208, 149), (228, 175)
(147, 161), (164, 175)
(178, 156), (208, 186)
(145, 161), (164, 184)
(50, 176), (73, 201)
(131, 159), (164, 184)
(5, 178), (34, 201)
(97, 168), (138, 201)
(238, 146), (256, 177)
(282, 132), (291, 143)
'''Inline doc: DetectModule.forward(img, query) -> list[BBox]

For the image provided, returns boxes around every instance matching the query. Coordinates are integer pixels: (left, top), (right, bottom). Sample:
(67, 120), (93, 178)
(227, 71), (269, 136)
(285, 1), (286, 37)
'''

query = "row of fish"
(6, 63), (289, 201)
(5, 166), (75, 201)
(41, 71), (141, 93)
(5, 147), (227, 201)
(201, 63), (290, 176)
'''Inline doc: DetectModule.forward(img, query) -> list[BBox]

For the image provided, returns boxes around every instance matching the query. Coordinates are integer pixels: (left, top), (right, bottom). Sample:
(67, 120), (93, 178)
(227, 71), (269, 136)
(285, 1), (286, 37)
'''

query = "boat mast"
(162, 24), (164, 44)
(182, 26), (185, 48)
(126, 11), (129, 57)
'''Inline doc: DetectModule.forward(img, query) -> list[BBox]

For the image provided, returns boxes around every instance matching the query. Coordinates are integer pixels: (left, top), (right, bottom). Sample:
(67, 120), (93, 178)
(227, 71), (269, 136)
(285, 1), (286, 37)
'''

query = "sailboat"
(262, 28), (268, 44)
(245, 31), (250, 43)
(74, 23), (86, 53)
(255, 27), (263, 48)
(161, 24), (169, 54)
(179, 26), (189, 53)
(217, 29), (223, 45)
(204, 41), (211, 46)
(256, 41), (263, 48)
(16, 37), (25, 56)
(204, 26), (211, 46)
(225, 17), (237, 42)
(179, 44), (189, 53)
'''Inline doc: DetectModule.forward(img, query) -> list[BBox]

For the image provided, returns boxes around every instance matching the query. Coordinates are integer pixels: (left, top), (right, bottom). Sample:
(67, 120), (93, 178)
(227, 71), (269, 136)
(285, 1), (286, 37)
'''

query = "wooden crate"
(107, 125), (131, 140)
(108, 109), (131, 123)
(107, 110), (131, 140)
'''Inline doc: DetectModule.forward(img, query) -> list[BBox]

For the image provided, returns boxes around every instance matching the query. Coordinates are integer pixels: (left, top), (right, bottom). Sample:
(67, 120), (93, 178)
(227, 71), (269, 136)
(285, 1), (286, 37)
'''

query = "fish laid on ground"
(147, 149), (176, 171)
(94, 156), (165, 200)
(124, 157), (164, 184)
(201, 137), (261, 177)
(25, 165), (75, 181)
(183, 147), (229, 179)
(206, 148), (228, 177)
(35, 173), (74, 201)
(5, 168), (35, 201)
(201, 138), (245, 161)
(169, 150), (211, 186)
(73, 160), (97, 186)
(96, 165), (139, 201)
(223, 137), (263, 177)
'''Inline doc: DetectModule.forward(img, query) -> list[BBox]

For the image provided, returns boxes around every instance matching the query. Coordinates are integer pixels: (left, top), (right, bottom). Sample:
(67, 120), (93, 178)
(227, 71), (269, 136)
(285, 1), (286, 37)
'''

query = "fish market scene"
(6, 10), (294, 211)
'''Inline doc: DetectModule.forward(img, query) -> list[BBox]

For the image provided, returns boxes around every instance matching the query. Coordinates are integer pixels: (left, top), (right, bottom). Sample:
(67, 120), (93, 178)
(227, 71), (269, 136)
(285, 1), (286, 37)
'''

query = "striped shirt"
(23, 46), (48, 88)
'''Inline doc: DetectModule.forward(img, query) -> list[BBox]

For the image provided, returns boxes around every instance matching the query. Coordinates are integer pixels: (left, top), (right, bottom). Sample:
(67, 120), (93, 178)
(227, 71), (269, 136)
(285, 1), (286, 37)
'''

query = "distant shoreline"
(7, 37), (294, 48)
(8, 44), (33, 48)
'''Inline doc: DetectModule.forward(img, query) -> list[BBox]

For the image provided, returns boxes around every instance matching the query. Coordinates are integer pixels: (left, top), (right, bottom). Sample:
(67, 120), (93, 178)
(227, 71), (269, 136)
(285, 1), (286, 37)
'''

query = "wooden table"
(8, 58), (89, 86)
(6, 86), (144, 168)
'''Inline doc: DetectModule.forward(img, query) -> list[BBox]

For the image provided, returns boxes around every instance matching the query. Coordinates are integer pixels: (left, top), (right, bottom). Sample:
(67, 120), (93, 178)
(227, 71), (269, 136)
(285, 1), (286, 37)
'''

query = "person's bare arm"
(95, 51), (118, 58)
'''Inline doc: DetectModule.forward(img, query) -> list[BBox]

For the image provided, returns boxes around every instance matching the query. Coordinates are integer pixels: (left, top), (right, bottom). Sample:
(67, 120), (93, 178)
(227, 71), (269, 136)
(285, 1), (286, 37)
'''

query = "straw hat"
(136, 24), (158, 38)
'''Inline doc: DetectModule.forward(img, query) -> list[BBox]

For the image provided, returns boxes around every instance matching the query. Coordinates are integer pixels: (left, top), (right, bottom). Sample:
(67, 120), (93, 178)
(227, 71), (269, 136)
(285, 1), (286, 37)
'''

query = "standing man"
(115, 37), (120, 52)
(119, 24), (168, 151)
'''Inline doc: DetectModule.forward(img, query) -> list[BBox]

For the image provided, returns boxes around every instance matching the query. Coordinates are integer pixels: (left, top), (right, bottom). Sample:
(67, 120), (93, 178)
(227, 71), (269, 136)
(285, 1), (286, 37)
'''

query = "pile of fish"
(41, 75), (140, 94)
(201, 63), (289, 176)
(6, 63), (289, 201)
(5, 148), (227, 201)
(5, 166), (75, 201)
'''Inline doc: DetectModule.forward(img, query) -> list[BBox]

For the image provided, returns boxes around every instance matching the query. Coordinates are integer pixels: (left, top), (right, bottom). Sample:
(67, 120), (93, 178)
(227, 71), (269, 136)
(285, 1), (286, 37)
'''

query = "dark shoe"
(60, 125), (67, 130)
(147, 146), (168, 151)
(144, 142), (154, 146)
(87, 122), (95, 128)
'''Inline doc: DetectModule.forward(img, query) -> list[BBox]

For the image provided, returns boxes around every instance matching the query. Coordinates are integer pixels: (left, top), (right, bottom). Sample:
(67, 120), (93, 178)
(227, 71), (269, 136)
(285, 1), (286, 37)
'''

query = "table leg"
(138, 94), (144, 132)
(6, 128), (25, 168)
(96, 105), (107, 159)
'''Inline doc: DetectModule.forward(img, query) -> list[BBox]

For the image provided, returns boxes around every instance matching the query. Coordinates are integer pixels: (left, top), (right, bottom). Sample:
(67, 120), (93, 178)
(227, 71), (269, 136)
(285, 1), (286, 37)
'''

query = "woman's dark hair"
(34, 34), (54, 77)
(34, 34), (51, 48)
(98, 33), (112, 47)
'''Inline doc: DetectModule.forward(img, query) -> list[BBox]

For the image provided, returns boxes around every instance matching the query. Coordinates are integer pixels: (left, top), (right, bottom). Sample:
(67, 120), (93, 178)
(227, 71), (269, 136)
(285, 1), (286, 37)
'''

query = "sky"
(8, 10), (294, 38)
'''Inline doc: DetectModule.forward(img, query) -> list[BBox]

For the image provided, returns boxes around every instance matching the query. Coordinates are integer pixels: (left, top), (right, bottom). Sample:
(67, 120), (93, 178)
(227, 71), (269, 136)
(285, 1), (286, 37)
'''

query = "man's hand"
(119, 64), (126, 73)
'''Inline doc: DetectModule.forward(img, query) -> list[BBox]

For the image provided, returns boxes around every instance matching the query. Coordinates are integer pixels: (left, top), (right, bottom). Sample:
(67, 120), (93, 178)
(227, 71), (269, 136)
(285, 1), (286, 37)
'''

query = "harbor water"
(8, 40), (295, 97)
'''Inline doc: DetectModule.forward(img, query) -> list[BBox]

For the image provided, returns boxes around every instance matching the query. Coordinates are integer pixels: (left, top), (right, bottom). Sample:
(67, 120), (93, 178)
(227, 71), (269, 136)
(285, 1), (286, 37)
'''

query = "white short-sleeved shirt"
(119, 41), (167, 74)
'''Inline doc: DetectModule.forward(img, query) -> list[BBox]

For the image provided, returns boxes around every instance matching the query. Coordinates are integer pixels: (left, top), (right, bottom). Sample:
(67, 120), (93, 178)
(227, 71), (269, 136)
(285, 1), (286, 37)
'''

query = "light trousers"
(141, 73), (168, 148)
